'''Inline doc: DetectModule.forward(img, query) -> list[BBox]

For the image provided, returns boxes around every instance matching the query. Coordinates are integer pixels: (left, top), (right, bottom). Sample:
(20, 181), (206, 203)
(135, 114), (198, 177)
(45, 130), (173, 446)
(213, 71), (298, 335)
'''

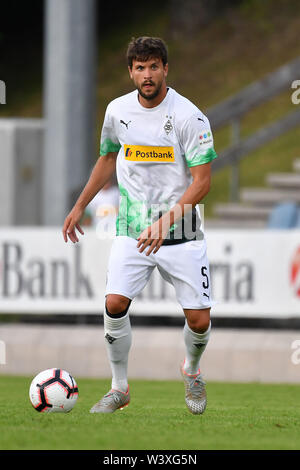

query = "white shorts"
(105, 235), (212, 310)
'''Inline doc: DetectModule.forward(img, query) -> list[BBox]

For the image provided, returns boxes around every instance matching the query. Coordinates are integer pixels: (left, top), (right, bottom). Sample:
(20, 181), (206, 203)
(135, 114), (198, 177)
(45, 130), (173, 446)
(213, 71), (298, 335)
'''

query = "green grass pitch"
(0, 376), (300, 450)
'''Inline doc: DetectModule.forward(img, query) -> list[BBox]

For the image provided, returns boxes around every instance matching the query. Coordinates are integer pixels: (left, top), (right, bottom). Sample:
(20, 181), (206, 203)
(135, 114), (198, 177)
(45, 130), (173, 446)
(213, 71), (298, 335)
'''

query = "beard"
(137, 81), (162, 101)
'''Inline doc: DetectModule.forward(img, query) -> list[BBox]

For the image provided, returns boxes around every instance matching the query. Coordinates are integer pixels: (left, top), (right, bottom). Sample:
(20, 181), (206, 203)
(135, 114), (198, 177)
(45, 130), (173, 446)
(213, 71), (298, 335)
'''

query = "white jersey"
(99, 87), (217, 244)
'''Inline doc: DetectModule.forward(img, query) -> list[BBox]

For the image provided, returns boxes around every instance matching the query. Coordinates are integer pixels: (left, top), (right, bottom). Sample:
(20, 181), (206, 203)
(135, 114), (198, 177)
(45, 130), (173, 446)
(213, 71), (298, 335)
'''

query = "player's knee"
(105, 294), (131, 315)
(189, 320), (210, 334)
(186, 310), (210, 333)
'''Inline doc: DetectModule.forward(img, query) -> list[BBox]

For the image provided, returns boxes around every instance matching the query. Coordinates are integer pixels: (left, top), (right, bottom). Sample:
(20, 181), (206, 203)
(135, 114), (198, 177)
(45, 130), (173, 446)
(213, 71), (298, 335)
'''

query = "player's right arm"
(62, 152), (117, 243)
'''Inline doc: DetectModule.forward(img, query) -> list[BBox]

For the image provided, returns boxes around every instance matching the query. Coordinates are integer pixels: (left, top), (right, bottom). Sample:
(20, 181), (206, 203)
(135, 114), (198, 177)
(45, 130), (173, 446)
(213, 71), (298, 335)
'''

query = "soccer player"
(62, 37), (218, 415)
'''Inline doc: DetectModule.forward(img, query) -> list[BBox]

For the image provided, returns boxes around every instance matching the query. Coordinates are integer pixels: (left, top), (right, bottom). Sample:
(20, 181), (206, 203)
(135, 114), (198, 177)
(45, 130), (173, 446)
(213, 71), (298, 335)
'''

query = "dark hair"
(127, 36), (168, 69)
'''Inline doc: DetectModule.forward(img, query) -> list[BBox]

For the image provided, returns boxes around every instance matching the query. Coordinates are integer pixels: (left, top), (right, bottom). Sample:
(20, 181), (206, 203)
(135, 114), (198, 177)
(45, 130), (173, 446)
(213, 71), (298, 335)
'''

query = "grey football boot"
(90, 387), (130, 414)
(181, 366), (207, 415)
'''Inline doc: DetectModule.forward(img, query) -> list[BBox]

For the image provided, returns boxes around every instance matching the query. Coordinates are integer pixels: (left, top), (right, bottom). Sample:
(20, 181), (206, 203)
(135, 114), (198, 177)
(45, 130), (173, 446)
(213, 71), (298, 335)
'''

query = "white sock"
(183, 320), (211, 375)
(104, 311), (132, 393)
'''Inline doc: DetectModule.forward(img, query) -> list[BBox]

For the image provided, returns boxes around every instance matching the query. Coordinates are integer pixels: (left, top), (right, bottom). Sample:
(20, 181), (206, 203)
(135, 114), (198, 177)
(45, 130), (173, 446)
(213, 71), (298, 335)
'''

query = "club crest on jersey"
(164, 115), (173, 135)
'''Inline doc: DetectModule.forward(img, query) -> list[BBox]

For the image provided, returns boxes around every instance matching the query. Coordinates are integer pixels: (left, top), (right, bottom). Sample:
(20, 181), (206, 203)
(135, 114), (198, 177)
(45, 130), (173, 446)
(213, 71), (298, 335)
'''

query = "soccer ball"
(29, 368), (78, 413)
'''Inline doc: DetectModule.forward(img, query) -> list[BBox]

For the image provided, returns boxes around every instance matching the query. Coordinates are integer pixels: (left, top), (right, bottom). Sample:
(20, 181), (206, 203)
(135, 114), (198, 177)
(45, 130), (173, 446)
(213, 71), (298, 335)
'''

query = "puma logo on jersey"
(120, 120), (131, 129)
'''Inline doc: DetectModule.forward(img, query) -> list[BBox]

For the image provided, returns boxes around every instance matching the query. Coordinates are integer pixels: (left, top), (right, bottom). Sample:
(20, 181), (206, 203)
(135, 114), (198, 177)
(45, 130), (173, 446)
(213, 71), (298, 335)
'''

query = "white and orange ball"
(29, 368), (78, 413)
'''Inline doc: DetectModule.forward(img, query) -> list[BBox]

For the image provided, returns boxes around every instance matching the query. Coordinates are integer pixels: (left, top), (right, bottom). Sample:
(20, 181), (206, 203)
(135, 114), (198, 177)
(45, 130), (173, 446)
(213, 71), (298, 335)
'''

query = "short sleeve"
(181, 112), (218, 168)
(99, 106), (122, 157)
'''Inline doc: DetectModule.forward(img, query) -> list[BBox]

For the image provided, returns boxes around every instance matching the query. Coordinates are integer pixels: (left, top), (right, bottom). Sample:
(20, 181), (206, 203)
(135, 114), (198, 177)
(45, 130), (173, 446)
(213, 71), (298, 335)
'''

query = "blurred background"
(0, 0), (300, 383)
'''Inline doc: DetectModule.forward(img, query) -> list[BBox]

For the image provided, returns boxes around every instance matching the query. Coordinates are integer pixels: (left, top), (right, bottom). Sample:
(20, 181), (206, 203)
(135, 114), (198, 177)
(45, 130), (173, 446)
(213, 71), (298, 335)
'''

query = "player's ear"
(164, 63), (169, 78)
(128, 66), (133, 79)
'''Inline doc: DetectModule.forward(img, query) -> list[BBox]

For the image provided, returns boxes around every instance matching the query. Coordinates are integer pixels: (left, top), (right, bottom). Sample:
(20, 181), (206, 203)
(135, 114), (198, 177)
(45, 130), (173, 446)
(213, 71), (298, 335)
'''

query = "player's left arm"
(137, 162), (211, 256)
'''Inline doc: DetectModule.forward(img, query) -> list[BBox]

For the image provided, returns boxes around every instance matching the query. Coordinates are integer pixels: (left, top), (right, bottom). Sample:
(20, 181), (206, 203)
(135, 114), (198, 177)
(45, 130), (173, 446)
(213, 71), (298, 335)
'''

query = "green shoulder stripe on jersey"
(185, 148), (218, 168)
(100, 138), (121, 156)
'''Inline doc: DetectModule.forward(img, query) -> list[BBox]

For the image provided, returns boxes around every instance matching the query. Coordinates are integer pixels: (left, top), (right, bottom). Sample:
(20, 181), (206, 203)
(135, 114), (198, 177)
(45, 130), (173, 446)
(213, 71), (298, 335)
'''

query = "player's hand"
(137, 215), (171, 256)
(62, 206), (85, 243)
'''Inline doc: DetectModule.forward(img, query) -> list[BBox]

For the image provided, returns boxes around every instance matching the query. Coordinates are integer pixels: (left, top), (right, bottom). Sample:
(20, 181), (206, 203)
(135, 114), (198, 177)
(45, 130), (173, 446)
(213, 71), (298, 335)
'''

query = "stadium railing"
(207, 57), (300, 202)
